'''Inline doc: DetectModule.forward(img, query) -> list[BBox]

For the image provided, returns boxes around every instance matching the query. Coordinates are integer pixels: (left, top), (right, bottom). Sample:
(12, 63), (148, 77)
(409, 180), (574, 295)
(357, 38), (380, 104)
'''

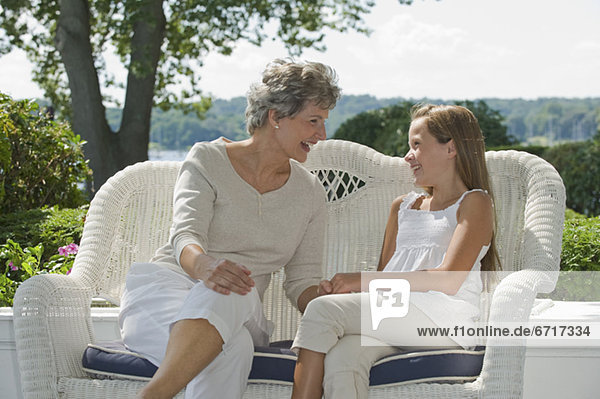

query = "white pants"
(292, 293), (458, 399)
(119, 263), (271, 399)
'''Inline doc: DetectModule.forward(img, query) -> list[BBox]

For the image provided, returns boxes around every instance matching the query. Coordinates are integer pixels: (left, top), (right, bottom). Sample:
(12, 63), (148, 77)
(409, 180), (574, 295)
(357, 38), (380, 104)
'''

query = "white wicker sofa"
(13, 139), (565, 398)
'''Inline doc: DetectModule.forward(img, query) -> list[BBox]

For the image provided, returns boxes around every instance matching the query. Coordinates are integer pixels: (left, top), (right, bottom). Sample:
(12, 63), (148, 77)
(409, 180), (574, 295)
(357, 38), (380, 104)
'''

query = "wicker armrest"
(488, 269), (556, 325)
(479, 269), (556, 398)
(13, 273), (94, 397)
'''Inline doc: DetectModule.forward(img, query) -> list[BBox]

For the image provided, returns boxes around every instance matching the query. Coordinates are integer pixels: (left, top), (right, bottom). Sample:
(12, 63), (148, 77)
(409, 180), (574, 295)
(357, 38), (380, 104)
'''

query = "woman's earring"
(275, 125), (280, 129)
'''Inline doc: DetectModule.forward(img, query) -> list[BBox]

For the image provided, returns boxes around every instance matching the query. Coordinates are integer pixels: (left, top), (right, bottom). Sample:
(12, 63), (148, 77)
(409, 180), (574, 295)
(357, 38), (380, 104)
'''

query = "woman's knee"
(224, 328), (254, 387)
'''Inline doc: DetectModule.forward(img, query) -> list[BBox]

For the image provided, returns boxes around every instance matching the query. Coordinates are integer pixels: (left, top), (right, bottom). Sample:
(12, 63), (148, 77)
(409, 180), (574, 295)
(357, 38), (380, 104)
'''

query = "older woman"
(118, 59), (341, 399)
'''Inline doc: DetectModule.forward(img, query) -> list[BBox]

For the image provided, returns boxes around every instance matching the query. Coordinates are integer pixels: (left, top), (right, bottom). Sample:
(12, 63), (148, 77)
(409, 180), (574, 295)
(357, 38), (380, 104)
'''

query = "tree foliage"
(333, 100), (413, 156)
(0, 0), (384, 116)
(542, 138), (600, 217)
(453, 100), (518, 147)
(485, 97), (600, 144)
(0, 0), (408, 191)
(333, 99), (517, 156)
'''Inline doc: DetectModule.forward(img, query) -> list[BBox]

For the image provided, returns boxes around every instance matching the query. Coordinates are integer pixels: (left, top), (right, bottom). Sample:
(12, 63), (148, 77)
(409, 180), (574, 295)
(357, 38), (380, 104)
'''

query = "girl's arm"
(377, 195), (404, 271)
(391, 190), (494, 295)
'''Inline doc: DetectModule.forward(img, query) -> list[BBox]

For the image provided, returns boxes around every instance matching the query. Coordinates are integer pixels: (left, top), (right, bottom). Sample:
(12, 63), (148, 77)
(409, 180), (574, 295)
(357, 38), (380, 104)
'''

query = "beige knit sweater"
(151, 139), (326, 307)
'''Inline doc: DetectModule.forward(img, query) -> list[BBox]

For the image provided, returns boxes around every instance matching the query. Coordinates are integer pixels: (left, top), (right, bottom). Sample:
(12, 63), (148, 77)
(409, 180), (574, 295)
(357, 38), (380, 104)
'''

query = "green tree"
(334, 99), (515, 156)
(543, 139), (600, 217)
(0, 0), (416, 191)
(454, 100), (518, 147)
(333, 101), (414, 156)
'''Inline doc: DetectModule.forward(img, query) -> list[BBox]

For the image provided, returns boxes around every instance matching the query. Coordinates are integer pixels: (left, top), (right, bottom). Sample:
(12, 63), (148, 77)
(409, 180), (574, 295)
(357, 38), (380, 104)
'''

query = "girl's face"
(275, 102), (329, 163)
(404, 118), (455, 187)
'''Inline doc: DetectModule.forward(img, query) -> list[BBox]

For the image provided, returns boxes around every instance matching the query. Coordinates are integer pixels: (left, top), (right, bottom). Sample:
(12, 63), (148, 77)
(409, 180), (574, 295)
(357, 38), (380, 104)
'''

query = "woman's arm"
(170, 144), (254, 295)
(180, 244), (254, 295)
(283, 180), (328, 311)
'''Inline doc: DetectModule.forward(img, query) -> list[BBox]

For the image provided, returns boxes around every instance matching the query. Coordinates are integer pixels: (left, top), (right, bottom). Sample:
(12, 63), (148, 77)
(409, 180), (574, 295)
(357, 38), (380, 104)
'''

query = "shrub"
(0, 92), (91, 213)
(0, 205), (86, 306)
(0, 205), (87, 263)
(560, 215), (600, 272)
(542, 212), (600, 301)
(0, 240), (77, 306)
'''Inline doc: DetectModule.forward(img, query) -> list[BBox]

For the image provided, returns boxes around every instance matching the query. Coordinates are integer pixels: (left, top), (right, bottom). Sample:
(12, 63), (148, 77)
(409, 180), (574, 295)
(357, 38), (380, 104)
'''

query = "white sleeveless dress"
(383, 189), (490, 348)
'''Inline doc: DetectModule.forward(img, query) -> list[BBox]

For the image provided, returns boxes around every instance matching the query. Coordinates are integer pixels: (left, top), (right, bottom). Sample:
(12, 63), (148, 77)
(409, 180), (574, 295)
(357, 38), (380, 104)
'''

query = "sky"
(0, 0), (599, 102)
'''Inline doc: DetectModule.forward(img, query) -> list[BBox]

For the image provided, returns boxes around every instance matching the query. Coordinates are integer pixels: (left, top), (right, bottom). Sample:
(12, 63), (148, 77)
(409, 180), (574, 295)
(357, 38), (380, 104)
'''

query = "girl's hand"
(329, 272), (362, 293)
(197, 256), (255, 295)
(317, 279), (333, 296)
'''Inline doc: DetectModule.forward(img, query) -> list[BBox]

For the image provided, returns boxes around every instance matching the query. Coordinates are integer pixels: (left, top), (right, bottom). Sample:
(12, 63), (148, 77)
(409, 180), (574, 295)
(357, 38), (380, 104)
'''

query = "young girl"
(291, 104), (500, 399)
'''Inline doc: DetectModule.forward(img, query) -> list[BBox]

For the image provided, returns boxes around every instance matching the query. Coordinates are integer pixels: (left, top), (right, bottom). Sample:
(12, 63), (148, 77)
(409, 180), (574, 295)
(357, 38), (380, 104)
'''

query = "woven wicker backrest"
(485, 150), (564, 274)
(74, 140), (564, 341)
(74, 161), (181, 304)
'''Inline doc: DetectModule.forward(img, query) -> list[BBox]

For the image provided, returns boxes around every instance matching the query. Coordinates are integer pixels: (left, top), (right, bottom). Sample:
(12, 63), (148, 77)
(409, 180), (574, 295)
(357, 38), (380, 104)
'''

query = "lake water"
(148, 149), (188, 162)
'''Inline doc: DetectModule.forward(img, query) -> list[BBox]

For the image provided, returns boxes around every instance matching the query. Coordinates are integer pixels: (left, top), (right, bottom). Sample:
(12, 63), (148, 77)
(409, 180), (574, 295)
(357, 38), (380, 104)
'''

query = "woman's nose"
(404, 151), (414, 162)
(317, 123), (327, 141)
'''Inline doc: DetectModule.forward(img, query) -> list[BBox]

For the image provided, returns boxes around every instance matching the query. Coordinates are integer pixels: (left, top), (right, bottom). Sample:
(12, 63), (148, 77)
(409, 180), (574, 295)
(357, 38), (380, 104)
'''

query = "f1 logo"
(369, 279), (410, 330)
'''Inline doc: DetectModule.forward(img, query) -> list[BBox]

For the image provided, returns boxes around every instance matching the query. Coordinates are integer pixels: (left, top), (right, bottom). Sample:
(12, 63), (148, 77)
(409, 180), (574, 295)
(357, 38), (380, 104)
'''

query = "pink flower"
(9, 261), (18, 271)
(58, 243), (79, 256)
(66, 268), (72, 275)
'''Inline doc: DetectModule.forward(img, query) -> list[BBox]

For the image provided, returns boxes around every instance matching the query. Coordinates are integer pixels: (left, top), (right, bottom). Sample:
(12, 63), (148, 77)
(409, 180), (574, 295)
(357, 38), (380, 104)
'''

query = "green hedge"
(540, 211), (600, 301)
(561, 211), (600, 272)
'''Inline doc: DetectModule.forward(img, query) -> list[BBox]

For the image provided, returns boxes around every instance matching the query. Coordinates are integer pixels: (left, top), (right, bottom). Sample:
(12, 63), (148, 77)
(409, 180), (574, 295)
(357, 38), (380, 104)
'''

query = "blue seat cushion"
(82, 340), (484, 386)
(369, 346), (485, 386)
(82, 340), (297, 383)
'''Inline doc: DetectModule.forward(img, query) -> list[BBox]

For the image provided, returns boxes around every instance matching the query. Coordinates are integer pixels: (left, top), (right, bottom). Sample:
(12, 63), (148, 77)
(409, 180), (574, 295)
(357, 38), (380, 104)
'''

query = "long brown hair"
(411, 104), (501, 273)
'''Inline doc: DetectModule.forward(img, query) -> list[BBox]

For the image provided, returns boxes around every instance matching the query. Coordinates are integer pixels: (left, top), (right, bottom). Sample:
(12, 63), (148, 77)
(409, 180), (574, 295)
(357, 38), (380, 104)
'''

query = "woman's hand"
(329, 272), (362, 294)
(195, 255), (255, 295)
(180, 245), (255, 295)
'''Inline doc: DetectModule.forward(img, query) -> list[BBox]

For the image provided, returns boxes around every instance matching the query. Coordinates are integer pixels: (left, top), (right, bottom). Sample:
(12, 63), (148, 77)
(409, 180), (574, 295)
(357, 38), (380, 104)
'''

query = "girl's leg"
(291, 294), (363, 399)
(292, 293), (460, 398)
(323, 335), (399, 399)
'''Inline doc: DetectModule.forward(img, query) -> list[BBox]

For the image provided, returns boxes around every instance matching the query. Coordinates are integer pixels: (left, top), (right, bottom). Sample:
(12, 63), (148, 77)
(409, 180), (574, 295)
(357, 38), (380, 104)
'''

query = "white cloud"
(334, 13), (517, 99)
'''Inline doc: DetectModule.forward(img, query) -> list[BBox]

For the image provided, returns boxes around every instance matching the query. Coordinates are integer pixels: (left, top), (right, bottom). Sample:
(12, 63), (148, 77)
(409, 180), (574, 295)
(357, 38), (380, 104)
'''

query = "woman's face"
(404, 118), (454, 187)
(276, 102), (329, 163)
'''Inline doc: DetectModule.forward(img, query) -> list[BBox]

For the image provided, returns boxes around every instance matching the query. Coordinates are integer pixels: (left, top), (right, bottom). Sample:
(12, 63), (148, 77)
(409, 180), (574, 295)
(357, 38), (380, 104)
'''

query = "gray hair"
(245, 59), (341, 134)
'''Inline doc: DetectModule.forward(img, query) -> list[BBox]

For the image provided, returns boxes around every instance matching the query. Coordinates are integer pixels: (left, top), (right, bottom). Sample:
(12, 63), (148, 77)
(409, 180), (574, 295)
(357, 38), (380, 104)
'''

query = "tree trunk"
(119, 0), (166, 169)
(56, 0), (116, 193)
(55, 0), (165, 193)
